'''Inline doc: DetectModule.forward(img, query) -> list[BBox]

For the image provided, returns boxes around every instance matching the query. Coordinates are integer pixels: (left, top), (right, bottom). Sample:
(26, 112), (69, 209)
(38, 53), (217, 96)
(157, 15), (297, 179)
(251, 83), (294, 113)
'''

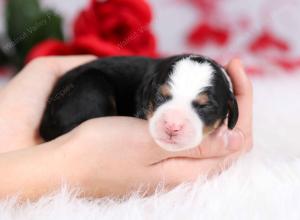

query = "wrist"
(0, 137), (70, 200)
(56, 133), (94, 194)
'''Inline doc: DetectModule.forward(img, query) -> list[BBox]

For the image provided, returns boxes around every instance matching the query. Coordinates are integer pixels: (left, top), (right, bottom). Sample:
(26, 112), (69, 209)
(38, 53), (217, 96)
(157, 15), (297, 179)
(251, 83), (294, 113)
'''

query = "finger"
(226, 59), (253, 134)
(52, 55), (98, 77)
(71, 117), (234, 165)
(154, 125), (243, 162)
(151, 149), (242, 186)
(4, 55), (96, 100)
(197, 125), (243, 156)
(226, 59), (253, 97)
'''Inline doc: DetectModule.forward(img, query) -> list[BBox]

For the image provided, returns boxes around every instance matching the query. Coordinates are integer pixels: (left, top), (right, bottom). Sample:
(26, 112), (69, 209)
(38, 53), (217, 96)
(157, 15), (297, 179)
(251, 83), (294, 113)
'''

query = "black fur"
(40, 55), (238, 141)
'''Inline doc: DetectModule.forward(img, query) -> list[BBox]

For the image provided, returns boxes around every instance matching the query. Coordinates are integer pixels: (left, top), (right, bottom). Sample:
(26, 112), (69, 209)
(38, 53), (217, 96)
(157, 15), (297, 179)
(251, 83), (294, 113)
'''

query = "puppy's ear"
(227, 93), (239, 129)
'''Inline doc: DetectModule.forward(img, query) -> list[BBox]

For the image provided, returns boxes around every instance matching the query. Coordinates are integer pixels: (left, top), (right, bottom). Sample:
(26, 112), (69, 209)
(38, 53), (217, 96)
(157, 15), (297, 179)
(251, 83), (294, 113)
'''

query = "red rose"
(26, 40), (77, 62)
(74, 0), (156, 56)
(26, 0), (157, 62)
(26, 36), (134, 62)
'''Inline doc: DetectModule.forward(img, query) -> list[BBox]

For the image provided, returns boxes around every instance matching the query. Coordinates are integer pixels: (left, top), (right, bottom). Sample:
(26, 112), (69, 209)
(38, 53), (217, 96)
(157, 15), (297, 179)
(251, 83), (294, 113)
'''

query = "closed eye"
(192, 101), (208, 109)
(155, 94), (171, 106)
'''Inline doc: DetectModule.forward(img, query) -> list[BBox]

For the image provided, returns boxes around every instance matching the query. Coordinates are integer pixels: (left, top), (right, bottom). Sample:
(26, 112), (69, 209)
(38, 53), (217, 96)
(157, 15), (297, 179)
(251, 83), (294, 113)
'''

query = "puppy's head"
(138, 55), (238, 151)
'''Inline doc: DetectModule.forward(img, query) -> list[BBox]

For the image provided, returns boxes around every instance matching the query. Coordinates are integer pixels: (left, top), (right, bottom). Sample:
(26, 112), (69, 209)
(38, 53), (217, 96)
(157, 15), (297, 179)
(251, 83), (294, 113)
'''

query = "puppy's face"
(139, 55), (238, 151)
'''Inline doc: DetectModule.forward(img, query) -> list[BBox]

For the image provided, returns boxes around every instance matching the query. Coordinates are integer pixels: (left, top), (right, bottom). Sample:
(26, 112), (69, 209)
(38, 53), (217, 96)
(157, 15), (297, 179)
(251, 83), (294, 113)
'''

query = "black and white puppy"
(40, 54), (238, 151)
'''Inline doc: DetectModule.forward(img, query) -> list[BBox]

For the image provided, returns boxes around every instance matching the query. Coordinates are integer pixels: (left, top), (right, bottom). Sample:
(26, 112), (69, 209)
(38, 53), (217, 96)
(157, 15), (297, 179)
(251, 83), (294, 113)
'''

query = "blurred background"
(1, 0), (300, 84)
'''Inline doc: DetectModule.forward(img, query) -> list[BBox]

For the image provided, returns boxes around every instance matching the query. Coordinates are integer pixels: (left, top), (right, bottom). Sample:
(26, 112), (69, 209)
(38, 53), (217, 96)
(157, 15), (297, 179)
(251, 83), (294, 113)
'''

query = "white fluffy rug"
(1, 73), (300, 220)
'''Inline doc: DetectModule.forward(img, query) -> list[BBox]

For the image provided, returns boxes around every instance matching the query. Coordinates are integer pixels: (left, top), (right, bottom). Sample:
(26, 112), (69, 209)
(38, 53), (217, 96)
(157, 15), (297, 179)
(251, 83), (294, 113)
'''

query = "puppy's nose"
(162, 110), (186, 136)
(164, 121), (183, 135)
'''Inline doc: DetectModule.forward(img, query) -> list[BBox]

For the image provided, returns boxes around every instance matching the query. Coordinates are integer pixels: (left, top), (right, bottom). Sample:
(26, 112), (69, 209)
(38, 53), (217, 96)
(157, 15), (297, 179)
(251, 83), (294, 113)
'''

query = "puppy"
(40, 54), (238, 151)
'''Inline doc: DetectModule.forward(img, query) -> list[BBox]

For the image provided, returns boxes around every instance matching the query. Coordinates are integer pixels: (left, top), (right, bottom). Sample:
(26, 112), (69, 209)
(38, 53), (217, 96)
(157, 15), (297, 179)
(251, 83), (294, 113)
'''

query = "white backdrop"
(2, 0), (300, 58)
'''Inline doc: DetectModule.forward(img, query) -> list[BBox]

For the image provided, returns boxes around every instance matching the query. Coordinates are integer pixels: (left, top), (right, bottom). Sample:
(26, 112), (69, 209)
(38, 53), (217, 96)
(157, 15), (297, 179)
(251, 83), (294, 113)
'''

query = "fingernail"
(225, 130), (243, 151)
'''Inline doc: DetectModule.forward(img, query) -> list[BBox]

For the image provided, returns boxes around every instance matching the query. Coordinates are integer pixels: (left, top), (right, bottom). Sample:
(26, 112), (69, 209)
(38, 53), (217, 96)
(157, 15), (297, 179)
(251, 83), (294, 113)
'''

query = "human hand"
(0, 56), (252, 199)
(0, 56), (97, 153)
(58, 58), (253, 197)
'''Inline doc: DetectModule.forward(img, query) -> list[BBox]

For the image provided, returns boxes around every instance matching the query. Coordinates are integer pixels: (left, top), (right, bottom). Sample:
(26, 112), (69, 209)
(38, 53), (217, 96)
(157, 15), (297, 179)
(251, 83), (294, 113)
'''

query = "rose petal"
(25, 39), (76, 63)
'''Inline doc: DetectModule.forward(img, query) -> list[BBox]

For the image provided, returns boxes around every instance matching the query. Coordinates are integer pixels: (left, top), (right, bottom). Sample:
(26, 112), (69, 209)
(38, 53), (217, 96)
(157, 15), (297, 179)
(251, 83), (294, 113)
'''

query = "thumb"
(160, 126), (244, 160)
(197, 126), (244, 158)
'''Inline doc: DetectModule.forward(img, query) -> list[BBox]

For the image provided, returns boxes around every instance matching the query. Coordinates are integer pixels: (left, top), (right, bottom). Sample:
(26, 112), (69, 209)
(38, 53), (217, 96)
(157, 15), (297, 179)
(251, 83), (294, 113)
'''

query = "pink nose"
(162, 110), (186, 136)
(164, 121), (183, 135)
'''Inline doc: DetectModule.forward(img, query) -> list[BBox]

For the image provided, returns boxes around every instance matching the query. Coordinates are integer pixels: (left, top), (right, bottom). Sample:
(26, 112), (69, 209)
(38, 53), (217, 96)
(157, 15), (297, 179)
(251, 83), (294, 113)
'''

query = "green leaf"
(5, 0), (64, 67)
(6, 0), (41, 41)
(34, 10), (64, 42)
(14, 10), (64, 59)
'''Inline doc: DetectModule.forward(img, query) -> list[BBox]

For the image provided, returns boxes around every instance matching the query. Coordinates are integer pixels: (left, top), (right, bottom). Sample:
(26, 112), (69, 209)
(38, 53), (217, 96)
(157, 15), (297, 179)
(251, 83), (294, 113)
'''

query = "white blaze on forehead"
(168, 58), (213, 100)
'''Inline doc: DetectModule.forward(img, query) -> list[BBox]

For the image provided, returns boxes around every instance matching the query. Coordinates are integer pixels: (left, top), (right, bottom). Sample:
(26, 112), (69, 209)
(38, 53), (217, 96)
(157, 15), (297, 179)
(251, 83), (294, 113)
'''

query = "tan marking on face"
(203, 120), (222, 136)
(195, 93), (209, 106)
(146, 101), (154, 119)
(160, 84), (171, 97)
